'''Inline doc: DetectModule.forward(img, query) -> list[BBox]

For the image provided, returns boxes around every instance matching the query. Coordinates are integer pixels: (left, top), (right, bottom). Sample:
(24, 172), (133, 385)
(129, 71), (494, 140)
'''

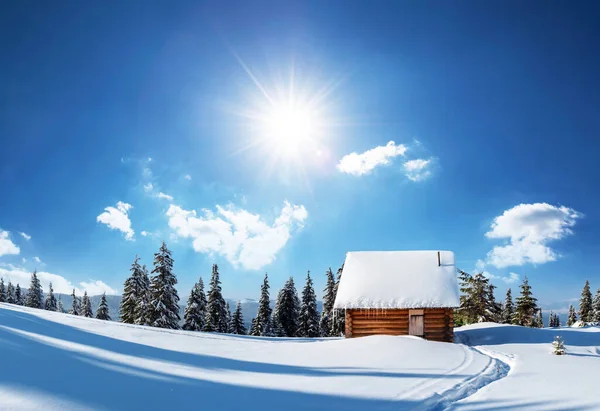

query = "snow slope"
(0, 303), (489, 411)
(454, 323), (600, 410)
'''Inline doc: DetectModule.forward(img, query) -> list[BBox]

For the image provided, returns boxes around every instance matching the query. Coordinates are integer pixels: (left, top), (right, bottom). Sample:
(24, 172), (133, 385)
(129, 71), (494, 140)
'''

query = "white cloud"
(0, 231), (20, 257)
(337, 141), (407, 176)
(484, 203), (582, 268)
(167, 201), (307, 270)
(96, 201), (135, 241)
(22, 258), (27, 263)
(141, 231), (149, 237)
(0, 264), (117, 296)
(19, 232), (31, 241)
(144, 183), (154, 192)
(184, 174), (192, 181)
(485, 271), (520, 284)
(157, 192), (174, 201)
(33, 256), (42, 264)
(404, 158), (433, 182)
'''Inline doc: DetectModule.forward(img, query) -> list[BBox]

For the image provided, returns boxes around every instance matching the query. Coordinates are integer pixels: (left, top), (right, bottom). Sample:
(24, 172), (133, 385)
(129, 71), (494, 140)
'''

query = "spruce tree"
(120, 255), (143, 324)
(502, 288), (514, 324)
(319, 268), (336, 337)
(567, 304), (577, 326)
(96, 293), (111, 320)
(514, 276), (538, 327)
(44, 282), (57, 311)
(149, 242), (180, 329)
(0, 278), (5, 302)
(248, 317), (257, 336)
(552, 335), (566, 355)
(272, 277), (300, 337)
(593, 289), (600, 323)
(579, 280), (593, 323)
(82, 291), (93, 317)
(183, 277), (207, 331)
(14, 283), (23, 305)
(535, 309), (543, 328)
(70, 289), (80, 315)
(330, 264), (346, 336)
(57, 295), (64, 313)
(6, 281), (15, 304)
(25, 270), (44, 309)
(253, 273), (273, 336)
(134, 265), (151, 325)
(229, 301), (247, 335)
(225, 301), (232, 332)
(205, 264), (227, 332)
(298, 271), (320, 337)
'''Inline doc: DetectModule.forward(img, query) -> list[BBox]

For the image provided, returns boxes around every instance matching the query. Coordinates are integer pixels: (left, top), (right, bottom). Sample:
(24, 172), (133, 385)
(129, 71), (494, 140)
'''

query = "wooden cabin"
(333, 250), (459, 342)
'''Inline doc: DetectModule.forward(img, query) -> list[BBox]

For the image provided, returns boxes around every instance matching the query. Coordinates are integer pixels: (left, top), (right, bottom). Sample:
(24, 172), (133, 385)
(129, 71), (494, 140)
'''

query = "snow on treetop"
(333, 250), (460, 309)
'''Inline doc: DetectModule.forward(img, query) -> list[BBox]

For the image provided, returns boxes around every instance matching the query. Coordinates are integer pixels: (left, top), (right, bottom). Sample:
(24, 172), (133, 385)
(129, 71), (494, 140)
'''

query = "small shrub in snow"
(552, 335), (566, 355)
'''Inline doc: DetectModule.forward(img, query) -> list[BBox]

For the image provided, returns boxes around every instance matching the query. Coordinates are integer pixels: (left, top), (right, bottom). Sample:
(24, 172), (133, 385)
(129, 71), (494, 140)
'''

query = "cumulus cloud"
(0, 230), (20, 257)
(0, 264), (117, 295)
(184, 174), (192, 181)
(19, 232), (31, 241)
(484, 203), (582, 268)
(337, 141), (407, 176)
(404, 158), (433, 182)
(157, 192), (174, 201)
(167, 201), (307, 270)
(96, 201), (135, 241)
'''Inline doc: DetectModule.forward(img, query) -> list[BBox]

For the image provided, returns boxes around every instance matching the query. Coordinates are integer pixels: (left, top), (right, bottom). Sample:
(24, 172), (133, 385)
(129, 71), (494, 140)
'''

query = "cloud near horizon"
(96, 201), (135, 241)
(167, 201), (307, 270)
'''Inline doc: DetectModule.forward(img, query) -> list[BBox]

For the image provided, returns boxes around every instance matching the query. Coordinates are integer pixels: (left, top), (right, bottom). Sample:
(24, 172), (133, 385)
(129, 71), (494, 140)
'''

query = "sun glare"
(263, 104), (319, 154)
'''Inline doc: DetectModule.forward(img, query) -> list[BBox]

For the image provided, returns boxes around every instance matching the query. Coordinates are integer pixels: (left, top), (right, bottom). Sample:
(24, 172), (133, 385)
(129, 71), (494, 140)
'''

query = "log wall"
(345, 308), (454, 342)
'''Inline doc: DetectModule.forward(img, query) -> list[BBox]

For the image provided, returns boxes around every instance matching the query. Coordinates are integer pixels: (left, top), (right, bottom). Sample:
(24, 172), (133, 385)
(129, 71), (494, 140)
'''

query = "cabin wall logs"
(344, 308), (454, 342)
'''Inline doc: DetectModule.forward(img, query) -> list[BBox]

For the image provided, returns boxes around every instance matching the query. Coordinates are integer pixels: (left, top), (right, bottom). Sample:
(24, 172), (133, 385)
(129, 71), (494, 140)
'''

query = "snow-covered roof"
(333, 250), (460, 309)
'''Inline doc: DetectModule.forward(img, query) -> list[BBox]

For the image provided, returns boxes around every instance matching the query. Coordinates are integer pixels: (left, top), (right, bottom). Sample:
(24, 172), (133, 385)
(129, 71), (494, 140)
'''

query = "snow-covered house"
(333, 250), (460, 342)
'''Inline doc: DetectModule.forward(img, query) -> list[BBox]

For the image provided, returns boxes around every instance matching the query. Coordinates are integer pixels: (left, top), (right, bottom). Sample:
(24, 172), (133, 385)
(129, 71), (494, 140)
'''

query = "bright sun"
(263, 104), (319, 154)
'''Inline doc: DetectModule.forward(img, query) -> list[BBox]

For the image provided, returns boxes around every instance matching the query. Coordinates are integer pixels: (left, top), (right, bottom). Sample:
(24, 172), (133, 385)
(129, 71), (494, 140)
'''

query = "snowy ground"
(1, 303), (599, 410)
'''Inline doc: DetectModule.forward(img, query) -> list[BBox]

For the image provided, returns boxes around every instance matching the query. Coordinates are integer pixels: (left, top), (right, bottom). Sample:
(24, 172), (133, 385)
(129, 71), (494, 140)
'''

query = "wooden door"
(409, 309), (424, 337)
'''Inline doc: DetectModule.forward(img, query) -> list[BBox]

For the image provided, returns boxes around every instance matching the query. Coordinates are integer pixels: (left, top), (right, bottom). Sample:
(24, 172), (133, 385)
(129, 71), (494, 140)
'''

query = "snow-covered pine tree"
(120, 255), (143, 324)
(330, 264), (346, 336)
(57, 295), (64, 313)
(319, 268), (336, 337)
(298, 271), (320, 337)
(552, 335), (566, 355)
(579, 279), (593, 323)
(44, 282), (57, 311)
(536, 309), (544, 328)
(0, 278), (5, 302)
(6, 281), (15, 304)
(82, 291), (93, 317)
(513, 276), (538, 327)
(225, 301), (232, 333)
(593, 288), (600, 323)
(229, 301), (247, 335)
(205, 264), (227, 332)
(134, 265), (151, 325)
(95, 292), (111, 320)
(272, 315), (285, 337)
(502, 288), (514, 324)
(567, 304), (577, 326)
(253, 273), (273, 336)
(70, 289), (80, 315)
(14, 283), (23, 305)
(25, 270), (44, 309)
(272, 277), (300, 337)
(148, 242), (180, 329)
(248, 317), (257, 335)
(183, 277), (207, 331)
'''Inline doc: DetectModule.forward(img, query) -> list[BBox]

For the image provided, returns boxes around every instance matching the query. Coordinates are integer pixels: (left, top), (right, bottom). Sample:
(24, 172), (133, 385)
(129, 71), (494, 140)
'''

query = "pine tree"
(69, 289), (80, 315)
(253, 273), (273, 336)
(502, 288), (514, 324)
(81, 291), (93, 317)
(0, 278), (5, 302)
(272, 277), (300, 337)
(567, 304), (577, 326)
(14, 284), (23, 305)
(95, 292), (111, 320)
(205, 264), (227, 332)
(457, 270), (500, 323)
(183, 277), (207, 331)
(229, 301), (247, 335)
(513, 276), (538, 327)
(148, 242), (180, 329)
(25, 270), (44, 309)
(593, 289), (600, 323)
(120, 255), (143, 324)
(57, 295), (64, 313)
(330, 264), (346, 336)
(134, 265), (151, 325)
(44, 282), (57, 311)
(552, 335), (566, 355)
(225, 301), (232, 333)
(6, 281), (15, 304)
(535, 309), (544, 328)
(248, 317), (257, 336)
(579, 280), (593, 323)
(319, 268), (336, 337)
(298, 271), (320, 337)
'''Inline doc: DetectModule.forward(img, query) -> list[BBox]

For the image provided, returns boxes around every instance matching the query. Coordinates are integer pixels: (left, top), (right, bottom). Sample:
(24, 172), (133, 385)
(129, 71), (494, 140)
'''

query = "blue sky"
(1, 1), (599, 313)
